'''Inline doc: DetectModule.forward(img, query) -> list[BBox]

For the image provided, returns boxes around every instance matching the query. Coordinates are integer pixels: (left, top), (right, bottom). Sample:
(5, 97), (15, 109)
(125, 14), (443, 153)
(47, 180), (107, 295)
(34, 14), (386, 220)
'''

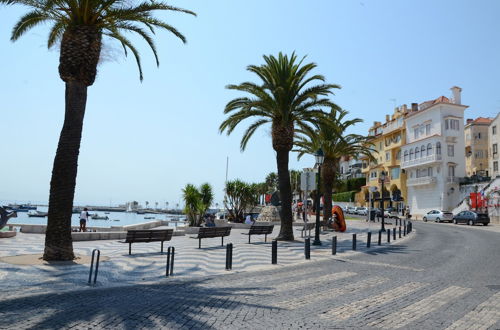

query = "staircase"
(452, 177), (500, 214)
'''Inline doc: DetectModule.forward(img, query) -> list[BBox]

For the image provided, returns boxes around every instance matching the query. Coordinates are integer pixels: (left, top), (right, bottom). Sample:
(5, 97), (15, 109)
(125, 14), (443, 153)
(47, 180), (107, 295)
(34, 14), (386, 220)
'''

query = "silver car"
(423, 210), (454, 223)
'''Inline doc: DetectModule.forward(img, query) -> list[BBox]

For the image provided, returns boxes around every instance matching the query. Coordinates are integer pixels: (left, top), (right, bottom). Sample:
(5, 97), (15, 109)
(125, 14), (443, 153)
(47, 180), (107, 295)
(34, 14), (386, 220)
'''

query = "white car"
(423, 210), (454, 223)
(356, 207), (368, 215)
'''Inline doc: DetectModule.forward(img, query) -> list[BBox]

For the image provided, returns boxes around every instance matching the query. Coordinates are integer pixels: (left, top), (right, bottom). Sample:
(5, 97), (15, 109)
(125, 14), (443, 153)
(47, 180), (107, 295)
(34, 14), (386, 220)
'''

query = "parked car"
(346, 206), (357, 214)
(453, 211), (490, 226)
(423, 210), (454, 223)
(356, 207), (368, 215)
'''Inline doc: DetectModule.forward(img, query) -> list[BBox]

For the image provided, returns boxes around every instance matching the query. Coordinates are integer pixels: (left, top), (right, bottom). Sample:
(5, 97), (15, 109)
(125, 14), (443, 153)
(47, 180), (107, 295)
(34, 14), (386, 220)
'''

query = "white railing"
(401, 154), (442, 169)
(407, 176), (438, 186)
(382, 120), (404, 135)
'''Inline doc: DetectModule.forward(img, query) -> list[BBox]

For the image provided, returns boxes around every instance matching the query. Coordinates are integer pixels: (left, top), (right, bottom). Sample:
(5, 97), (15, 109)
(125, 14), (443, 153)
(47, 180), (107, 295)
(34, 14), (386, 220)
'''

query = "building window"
(428, 167), (433, 176)
(445, 119), (460, 130)
(427, 143), (433, 156)
(409, 149), (414, 160)
(493, 126), (497, 135)
(415, 147), (420, 159)
(385, 152), (390, 161)
(447, 144), (454, 157)
(494, 143), (498, 155)
(494, 161), (499, 172)
(421, 145), (426, 157)
(404, 150), (408, 162)
(414, 128), (419, 139)
(436, 142), (441, 155)
(448, 165), (455, 177)
(391, 167), (400, 179)
(475, 150), (484, 159)
(396, 150), (401, 160)
(425, 123), (431, 135)
(477, 132), (482, 139)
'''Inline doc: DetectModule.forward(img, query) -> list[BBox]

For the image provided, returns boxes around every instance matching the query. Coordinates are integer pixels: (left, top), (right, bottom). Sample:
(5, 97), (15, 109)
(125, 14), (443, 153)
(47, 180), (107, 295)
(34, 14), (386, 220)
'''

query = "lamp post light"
(380, 170), (386, 232)
(313, 148), (325, 246)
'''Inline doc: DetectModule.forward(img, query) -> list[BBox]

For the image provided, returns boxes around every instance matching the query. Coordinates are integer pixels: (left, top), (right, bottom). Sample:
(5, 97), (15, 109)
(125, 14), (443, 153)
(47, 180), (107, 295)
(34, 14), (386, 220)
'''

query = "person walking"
(79, 208), (89, 232)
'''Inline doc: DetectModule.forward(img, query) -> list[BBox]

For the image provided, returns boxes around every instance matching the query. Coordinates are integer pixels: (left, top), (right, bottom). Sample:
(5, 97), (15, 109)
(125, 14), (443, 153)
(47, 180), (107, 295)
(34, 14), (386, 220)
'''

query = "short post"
(399, 226), (402, 238)
(332, 236), (337, 255)
(387, 230), (390, 243)
(88, 249), (101, 285)
(225, 243), (233, 270)
(352, 234), (357, 250)
(166, 246), (175, 276)
(378, 230), (382, 245)
(367, 232), (371, 248)
(305, 238), (311, 260)
(271, 240), (277, 264)
(393, 227), (396, 240)
(404, 225), (407, 236)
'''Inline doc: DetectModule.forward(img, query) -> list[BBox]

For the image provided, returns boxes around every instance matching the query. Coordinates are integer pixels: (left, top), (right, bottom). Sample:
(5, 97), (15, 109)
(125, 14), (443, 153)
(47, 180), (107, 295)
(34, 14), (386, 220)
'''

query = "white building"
(488, 112), (500, 178)
(400, 86), (467, 216)
(339, 155), (364, 181)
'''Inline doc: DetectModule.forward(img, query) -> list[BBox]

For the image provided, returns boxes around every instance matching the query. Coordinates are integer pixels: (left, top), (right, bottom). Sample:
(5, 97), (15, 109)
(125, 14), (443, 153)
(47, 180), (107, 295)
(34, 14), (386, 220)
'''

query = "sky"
(1, 0), (500, 207)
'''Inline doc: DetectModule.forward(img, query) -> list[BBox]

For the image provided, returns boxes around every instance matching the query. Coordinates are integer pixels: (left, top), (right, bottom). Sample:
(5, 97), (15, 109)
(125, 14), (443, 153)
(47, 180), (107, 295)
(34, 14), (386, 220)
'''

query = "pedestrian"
(245, 214), (254, 225)
(79, 208), (89, 232)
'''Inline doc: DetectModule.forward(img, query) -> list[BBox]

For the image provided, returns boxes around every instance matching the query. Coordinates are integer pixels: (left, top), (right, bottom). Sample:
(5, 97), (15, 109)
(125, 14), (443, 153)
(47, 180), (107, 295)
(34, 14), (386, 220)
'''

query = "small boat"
(136, 210), (146, 214)
(112, 219), (120, 221)
(28, 211), (48, 217)
(144, 216), (155, 219)
(91, 214), (109, 220)
(104, 212), (110, 214)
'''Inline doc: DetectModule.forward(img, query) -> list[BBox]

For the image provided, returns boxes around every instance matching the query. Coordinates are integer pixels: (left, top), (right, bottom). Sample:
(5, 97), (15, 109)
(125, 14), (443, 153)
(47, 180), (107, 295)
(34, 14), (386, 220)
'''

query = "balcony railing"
(407, 176), (438, 186)
(401, 154), (442, 169)
(447, 176), (460, 184)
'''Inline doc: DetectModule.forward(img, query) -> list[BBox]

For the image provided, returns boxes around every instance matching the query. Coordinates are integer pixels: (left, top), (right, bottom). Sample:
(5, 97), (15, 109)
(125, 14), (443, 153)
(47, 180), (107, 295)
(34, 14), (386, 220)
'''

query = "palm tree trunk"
(276, 149), (294, 240)
(43, 81), (88, 261)
(322, 158), (336, 223)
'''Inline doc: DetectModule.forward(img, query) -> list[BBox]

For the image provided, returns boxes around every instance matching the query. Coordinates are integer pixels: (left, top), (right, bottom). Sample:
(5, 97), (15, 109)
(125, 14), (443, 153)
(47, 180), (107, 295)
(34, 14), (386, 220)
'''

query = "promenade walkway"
(0, 220), (409, 295)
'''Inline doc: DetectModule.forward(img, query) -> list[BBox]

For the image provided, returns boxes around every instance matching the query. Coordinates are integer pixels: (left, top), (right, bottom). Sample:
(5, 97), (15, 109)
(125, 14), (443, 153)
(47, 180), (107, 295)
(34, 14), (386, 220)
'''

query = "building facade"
(464, 117), (492, 177)
(488, 113), (500, 177)
(339, 155), (364, 181)
(401, 87), (467, 216)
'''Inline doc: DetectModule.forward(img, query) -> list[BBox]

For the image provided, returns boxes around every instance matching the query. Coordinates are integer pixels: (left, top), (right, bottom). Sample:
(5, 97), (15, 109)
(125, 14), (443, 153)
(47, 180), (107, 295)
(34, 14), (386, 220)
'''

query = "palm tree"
(220, 53), (339, 240)
(295, 108), (374, 221)
(1, 0), (195, 260)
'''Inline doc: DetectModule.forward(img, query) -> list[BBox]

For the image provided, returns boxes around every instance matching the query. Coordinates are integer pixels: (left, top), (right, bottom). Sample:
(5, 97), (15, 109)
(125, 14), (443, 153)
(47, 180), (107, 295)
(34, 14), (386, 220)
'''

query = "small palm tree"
(295, 108), (374, 221)
(220, 53), (339, 240)
(1, 0), (195, 260)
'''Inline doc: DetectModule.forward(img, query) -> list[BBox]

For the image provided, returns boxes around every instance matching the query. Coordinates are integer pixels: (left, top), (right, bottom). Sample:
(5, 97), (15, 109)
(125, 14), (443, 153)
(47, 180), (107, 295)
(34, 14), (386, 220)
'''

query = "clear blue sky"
(1, 0), (499, 207)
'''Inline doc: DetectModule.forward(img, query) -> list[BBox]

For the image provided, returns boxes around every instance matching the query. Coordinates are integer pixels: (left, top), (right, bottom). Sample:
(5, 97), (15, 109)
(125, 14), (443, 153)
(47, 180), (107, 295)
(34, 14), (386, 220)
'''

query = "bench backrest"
(126, 229), (173, 243)
(197, 226), (231, 238)
(248, 225), (274, 235)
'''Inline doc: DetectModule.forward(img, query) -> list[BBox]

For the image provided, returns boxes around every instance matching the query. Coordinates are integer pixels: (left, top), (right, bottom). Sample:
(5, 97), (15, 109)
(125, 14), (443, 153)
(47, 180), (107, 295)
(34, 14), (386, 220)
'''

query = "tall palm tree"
(295, 108), (374, 221)
(219, 53), (339, 240)
(1, 0), (195, 260)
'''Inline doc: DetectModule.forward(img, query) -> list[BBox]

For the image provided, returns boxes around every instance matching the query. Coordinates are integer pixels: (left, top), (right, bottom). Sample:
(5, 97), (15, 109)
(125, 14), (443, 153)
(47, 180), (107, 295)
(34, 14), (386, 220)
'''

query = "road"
(1, 222), (499, 329)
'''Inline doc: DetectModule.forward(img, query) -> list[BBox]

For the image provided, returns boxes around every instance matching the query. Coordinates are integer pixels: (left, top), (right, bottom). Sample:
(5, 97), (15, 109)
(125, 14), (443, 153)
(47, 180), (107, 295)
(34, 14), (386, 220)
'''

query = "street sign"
(300, 168), (316, 191)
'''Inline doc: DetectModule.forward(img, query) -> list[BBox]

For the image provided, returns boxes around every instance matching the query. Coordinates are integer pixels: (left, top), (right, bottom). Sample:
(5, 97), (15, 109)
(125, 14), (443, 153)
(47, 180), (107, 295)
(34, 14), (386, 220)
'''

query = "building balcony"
(401, 154), (442, 169)
(407, 176), (438, 187)
(447, 176), (460, 184)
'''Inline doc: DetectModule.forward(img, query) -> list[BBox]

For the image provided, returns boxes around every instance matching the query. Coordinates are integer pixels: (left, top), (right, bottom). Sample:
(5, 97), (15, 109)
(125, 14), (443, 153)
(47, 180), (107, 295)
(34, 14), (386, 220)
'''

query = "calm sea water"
(7, 206), (186, 228)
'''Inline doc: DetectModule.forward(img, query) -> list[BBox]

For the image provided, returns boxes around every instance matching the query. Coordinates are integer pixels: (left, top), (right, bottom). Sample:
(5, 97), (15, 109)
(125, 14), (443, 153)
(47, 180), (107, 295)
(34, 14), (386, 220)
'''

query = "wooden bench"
(297, 222), (315, 238)
(192, 227), (232, 248)
(241, 224), (274, 243)
(125, 229), (173, 255)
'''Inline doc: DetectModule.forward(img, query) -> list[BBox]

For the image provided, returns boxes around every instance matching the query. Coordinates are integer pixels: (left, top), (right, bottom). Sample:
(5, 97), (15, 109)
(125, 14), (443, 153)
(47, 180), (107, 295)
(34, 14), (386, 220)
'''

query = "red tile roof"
(473, 117), (493, 124)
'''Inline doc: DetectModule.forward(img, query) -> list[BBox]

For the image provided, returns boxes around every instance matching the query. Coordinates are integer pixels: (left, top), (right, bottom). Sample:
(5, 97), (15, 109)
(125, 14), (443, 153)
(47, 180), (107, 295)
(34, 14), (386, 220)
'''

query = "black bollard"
(387, 230), (390, 243)
(378, 230), (382, 245)
(404, 225), (407, 236)
(393, 227), (396, 240)
(352, 234), (357, 250)
(272, 240), (277, 264)
(225, 243), (233, 270)
(367, 232), (372, 248)
(305, 238), (311, 260)
(166, 246), (175, 277)
(399, 226), (402, 238)
(332, 236), (337, 255)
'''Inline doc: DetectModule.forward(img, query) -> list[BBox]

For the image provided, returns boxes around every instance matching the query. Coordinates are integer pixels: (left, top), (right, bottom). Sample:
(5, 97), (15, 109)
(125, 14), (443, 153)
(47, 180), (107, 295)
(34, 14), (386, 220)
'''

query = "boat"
(5, 204), (36, 212)
(28, 211), (48, 217)
(104, 212), (110, 214)
(144, 216), (155, 219)
(91, 214), (109, 220)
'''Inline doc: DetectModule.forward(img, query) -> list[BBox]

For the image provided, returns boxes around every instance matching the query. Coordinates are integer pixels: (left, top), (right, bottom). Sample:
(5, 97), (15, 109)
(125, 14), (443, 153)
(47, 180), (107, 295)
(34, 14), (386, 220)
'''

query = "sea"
(5, 205), (186, 228)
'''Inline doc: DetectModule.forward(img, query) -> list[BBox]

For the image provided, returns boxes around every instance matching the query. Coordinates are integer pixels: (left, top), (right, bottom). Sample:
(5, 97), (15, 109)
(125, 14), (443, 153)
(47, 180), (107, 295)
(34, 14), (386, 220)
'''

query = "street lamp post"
(313, 148), (324, 246)
(380, 171), (386, 232)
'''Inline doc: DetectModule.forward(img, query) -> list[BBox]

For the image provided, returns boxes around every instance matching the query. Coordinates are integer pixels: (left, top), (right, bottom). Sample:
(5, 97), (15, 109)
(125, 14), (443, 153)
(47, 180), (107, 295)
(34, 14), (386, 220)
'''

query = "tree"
(295, 107), (374, 221)
(1, 0), (195, 260)
(220, 53), (339, 240)
(265, 172), (279, 193)
(182, 183), (213, 227)
(224, 179), (258, 222)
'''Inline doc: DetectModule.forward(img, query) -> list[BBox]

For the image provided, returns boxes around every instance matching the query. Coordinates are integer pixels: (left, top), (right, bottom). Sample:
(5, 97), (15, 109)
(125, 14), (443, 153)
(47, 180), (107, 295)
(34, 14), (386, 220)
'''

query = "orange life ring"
(331, 205), (347, 232)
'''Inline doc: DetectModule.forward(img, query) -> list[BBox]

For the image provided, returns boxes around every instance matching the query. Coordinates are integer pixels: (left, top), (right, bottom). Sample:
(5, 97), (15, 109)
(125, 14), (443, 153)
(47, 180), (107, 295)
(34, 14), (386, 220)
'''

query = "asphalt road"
(1, 222), (499, 329)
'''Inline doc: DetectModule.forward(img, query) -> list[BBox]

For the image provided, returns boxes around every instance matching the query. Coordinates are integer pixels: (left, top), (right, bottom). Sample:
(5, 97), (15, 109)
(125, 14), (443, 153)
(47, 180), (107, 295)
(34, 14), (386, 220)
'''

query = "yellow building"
(464, 117), (493, 177)
(359, 106), (410, 212)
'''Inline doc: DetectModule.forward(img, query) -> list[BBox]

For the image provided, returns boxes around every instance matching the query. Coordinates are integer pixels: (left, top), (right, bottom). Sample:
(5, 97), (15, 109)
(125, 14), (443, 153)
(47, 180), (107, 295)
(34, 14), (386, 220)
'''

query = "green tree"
(1, 0), (195, 260)
(265, 172), (279, 193)
(295, 107), (374, 221)
(224, 179), (258, 222)
(182, 183), (213, 227)
(219, 53), (339, 240)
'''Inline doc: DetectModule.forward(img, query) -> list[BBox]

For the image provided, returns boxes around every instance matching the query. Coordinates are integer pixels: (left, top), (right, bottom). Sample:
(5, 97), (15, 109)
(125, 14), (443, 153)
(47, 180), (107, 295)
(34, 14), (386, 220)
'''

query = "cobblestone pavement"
(1, 221), (500, 329)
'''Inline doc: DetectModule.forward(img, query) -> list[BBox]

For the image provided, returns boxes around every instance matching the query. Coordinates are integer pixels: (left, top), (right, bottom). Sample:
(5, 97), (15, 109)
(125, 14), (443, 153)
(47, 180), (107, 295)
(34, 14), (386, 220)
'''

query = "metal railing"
(401, 154), (442, 169)
(407, 176), (438, 186)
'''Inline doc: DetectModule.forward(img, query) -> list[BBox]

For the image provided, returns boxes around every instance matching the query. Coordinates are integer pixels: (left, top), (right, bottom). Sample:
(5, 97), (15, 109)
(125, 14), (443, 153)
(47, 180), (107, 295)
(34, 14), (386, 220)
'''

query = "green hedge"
(332, 190), (357, 202)
(335, 177), (366, 193)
